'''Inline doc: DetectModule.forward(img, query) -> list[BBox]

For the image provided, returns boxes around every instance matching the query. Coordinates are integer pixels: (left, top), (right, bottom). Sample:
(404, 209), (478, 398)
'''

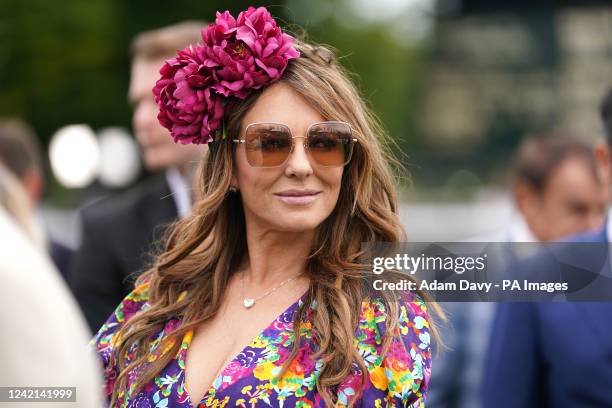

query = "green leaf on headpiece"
(208, 140), (217, 157)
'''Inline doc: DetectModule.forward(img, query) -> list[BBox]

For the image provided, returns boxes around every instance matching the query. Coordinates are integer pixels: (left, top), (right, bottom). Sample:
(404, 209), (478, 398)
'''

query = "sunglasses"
(233, 121), (357, 167)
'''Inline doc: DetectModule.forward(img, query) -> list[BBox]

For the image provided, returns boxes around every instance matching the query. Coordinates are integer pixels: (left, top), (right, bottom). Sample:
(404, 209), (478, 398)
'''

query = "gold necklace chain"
(240, 270), (302, 309)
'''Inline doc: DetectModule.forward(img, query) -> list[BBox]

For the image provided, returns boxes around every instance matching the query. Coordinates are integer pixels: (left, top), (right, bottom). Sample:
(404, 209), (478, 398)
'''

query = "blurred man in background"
(0, 118), (73, 278)
(483, 88), (612, 407)
(429, 134), (608, 408)
(511, 134), (608, 241)
(69, 21), (206, 333)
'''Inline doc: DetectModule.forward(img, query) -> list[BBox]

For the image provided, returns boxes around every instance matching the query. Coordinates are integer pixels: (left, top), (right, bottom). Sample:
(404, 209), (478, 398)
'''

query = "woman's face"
(232, 82), (344, 233)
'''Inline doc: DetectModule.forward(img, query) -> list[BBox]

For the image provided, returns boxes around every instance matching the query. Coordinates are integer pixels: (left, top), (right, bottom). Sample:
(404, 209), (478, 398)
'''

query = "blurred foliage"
(304, 23), (426, 158)
(2, 0), (603, 203)
(0, 0), (428, 201)
(0, 0), (284, 145)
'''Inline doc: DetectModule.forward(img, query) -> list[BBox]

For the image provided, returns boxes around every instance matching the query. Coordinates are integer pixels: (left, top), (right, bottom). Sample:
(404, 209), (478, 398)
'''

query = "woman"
(95, 7), (437, 407)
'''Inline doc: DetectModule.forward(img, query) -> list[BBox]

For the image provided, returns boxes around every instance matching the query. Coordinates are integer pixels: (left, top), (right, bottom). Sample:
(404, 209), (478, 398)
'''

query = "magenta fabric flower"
(153, 6), (300, 145)
(153, 47), (224, 145)
(201, 7), (300, 99)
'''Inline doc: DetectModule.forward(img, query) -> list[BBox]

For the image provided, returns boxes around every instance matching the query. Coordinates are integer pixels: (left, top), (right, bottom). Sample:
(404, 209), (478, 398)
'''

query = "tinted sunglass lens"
(308, 123), (353, 166)
(244, 124), (292, 167)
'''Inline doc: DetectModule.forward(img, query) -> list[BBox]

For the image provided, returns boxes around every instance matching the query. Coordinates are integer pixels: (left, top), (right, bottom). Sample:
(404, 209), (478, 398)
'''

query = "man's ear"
(513, 181), (539, 217)
(513, 180), (544, 240)
(20, 168), (43, 206)
(594, 140), (611, 184)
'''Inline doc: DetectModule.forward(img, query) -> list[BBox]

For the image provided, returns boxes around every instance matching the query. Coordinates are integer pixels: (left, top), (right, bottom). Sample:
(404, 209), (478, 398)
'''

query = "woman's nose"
(284, 137), (313, 178)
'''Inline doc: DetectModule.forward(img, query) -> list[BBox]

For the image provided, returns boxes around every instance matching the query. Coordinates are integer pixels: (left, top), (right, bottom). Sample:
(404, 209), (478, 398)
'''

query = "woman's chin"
(267, 218), (322, 233)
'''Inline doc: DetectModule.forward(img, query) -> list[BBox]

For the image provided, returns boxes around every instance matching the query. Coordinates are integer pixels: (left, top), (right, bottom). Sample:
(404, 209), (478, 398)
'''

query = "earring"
(229, 186), (238, 193)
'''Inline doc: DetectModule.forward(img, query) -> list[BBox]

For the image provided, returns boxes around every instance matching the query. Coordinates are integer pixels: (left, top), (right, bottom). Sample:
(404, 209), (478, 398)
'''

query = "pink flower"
(103, 366), (116, 396)
(153, 6), (300, 145)
(222, 360), (250, 379)
(119, 298), (143, 321)
(153, 46), (224, 145)
(295, 347), (317, 373)
(164, 318), (181, 334)
(200, 7), (300, 99)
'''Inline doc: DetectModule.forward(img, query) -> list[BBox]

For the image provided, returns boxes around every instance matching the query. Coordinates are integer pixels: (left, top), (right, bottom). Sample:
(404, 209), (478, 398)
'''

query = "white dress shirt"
(165, 167), (192, 218)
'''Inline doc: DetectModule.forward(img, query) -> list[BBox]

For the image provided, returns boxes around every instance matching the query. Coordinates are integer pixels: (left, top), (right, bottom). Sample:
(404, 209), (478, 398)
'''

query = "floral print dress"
(94, 282), (432, 407)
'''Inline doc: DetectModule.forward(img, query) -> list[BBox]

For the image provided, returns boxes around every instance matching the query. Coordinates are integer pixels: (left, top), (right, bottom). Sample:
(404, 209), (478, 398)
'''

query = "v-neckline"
(182, 290), (309, 408)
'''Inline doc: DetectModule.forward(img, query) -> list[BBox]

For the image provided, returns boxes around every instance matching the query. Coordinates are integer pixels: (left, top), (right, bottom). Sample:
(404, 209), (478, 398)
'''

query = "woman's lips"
(274, 190), (321, 205)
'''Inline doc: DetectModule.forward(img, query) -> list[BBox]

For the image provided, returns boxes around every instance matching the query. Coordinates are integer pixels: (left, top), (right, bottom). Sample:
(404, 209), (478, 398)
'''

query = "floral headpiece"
(152, 7), (300, 145)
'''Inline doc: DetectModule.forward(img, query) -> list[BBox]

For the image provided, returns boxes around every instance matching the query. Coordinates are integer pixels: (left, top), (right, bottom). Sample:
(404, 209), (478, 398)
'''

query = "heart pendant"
(243, 298), (255, 309)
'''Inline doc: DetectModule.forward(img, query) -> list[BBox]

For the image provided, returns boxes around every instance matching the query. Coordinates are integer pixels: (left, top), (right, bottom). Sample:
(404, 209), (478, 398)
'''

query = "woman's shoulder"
(99, 281), (150, 329)
(358, 290), (430, 345)
(339, 290), (432, 406)
(91, 281), (156, 401)
(92, 281), (151, 359)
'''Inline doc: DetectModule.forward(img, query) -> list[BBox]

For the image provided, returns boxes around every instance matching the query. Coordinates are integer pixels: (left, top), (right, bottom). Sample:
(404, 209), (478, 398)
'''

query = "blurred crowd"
(1, 18), (612, 408)
(429, 92), (612, 407)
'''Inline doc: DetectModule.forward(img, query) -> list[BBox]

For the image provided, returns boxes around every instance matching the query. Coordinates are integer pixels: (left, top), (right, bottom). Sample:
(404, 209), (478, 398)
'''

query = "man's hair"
(601, 87), (612, 144)
(130, 21), (206, 61)
(512, 134), (599, 193)
(0, 118), (42, 178)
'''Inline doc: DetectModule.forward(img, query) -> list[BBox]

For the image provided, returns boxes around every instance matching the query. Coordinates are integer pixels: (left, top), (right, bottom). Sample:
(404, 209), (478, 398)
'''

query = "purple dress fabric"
(94, 282), (432, 407)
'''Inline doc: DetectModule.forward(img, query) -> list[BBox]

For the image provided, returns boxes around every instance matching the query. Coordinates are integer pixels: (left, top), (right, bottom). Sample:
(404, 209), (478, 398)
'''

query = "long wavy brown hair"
(109, 39), (442, 406)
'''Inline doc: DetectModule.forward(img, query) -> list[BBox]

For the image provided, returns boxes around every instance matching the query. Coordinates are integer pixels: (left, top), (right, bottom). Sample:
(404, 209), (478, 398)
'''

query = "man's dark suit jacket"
(483, 227), (612, 407)
(69, 176), (178, 333)
(49, 239), (73, 280)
